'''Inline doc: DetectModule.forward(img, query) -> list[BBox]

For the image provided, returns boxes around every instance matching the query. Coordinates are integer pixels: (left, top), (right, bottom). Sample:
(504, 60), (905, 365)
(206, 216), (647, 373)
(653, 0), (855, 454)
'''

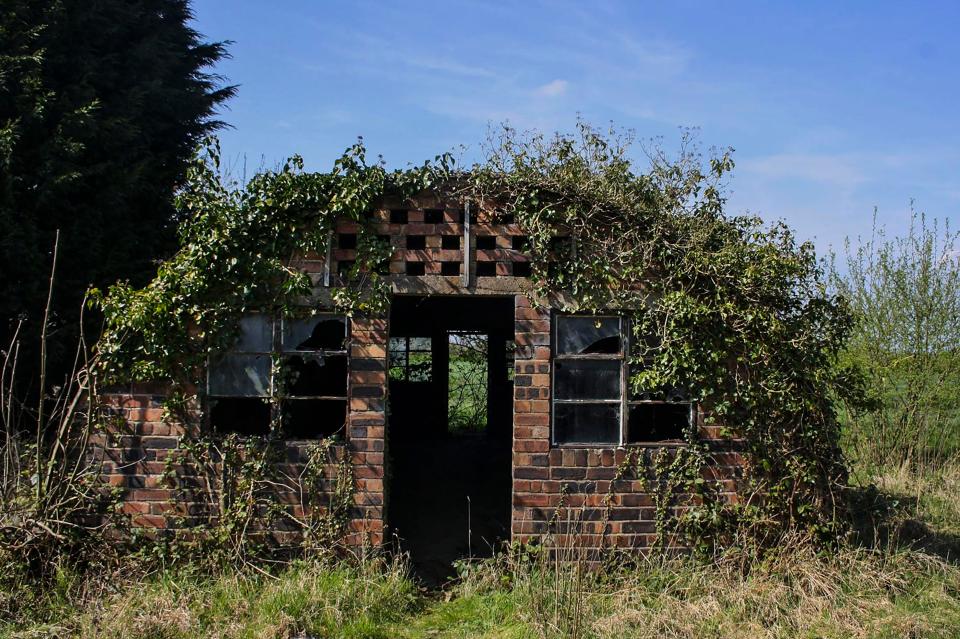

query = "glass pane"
(283, 399), (346, 439)
(554, 359), (621, 400)
(281, 353), (347, 397)
(553, 403), (620, 444)
(282, 316), (346, 351)
(409, 336), (431, 351)
(627, 403), (690, 442)
(235, 315), (273, 352)
(209, 353), (271, 397)
(556, 316), (621, 355)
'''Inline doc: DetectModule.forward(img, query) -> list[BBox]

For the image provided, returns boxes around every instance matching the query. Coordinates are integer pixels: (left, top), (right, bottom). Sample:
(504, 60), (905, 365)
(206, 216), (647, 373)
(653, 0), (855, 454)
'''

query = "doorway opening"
(387, 296), (514, 583)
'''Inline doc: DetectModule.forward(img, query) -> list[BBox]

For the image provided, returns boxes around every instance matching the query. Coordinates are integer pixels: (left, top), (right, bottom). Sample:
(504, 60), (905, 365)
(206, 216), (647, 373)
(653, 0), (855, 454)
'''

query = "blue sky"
(191, 0), (959, 254)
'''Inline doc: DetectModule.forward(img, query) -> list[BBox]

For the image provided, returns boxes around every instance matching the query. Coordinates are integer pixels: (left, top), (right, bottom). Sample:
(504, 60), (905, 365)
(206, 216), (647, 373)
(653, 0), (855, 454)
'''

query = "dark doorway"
(387, 296), (514, 583)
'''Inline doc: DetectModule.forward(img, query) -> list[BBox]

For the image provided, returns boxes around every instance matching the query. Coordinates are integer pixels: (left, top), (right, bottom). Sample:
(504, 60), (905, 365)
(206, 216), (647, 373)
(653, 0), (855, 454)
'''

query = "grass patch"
(4, 539), (960, 638)
(5, 463), (960, 638)
(1, 556), (419, 639)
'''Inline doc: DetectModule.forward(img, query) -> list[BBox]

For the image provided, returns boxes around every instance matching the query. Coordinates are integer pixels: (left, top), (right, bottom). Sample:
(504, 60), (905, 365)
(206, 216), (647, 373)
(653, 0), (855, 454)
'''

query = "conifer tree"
(0, 0), (235, 377)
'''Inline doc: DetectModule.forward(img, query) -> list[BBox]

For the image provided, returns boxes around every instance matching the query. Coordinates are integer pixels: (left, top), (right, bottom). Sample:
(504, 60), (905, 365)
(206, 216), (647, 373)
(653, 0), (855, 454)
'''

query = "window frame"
(550, 312), (694, 447)
(206, 312), (351, 438)
(388, 335), (433, 383)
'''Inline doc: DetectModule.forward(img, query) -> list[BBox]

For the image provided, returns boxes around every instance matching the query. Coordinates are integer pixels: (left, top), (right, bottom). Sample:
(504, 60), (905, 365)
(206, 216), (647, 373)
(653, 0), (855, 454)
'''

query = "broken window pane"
(554, 403), (619, 444)
(208, 353), (271, 397)
(210, 397), (271, 436)
(554, 359), (620, 400)
(628, 363), (690, 402)
(235, 315), (273, 352)
(282, 353), (348, 397)
(284, 399), (346, 439)
(626, 403), (690, 442)
(556, 316), (621, 355)
(282, 316), (346, 351)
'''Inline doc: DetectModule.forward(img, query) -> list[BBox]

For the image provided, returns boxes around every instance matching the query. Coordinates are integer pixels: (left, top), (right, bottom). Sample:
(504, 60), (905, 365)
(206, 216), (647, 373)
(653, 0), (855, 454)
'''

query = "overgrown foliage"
(95, 140), (448, 385)
(5, 528), (960, 638)
(0, 269), (120, 619)
(830, 211), (960, 471)
(0, 0), (234, 388)
(467, 123), (858, 544)
(96, 122), (859, 547)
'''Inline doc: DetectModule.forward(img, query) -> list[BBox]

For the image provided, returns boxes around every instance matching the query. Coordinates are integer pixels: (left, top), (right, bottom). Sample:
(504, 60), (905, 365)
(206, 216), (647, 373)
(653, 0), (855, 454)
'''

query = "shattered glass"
(626, 403), (690, 442)
(282, 316), (347, 351)
(282, 353), (348, 397)
(556, 316), (621, 355)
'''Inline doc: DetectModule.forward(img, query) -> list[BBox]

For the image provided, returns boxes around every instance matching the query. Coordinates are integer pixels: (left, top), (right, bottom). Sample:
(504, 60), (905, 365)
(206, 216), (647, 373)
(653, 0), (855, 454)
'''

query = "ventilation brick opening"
(424, 208), (443, 224)
(512, 261), (532, 277)
(407, 235), (426, 250)
(390, 209), (408, 224)
(476, 262), (496, 277)
(476, 235), (496, 250)
(406, 261), (426, 276)
(441, 235), (460, 250)
(338, 233), (357, 250)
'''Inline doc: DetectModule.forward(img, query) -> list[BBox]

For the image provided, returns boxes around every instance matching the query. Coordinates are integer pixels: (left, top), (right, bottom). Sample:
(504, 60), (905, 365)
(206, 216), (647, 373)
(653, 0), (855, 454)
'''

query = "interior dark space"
(387, 295), (515, 584)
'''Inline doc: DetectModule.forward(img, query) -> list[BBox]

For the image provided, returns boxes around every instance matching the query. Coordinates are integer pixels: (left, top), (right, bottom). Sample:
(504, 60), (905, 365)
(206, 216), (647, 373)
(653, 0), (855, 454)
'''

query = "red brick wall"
(97, 292), (745, 552)
(296, 201), (532, 280)
(95, 313), (390, 547)
(510, 295), (743, 550)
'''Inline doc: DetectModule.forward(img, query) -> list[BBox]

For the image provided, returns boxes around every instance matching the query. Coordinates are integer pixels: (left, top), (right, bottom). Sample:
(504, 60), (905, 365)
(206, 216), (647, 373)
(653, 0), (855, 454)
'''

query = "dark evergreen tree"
(0, 0), (235, 380)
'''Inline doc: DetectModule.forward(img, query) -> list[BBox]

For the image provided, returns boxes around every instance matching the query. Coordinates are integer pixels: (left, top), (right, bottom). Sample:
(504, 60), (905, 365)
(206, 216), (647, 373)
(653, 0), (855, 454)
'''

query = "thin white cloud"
(738, 153), (869, 189)
(535, 79), (569, 97)
(406, 55), (498, 79)
(614, 34), (692, 77)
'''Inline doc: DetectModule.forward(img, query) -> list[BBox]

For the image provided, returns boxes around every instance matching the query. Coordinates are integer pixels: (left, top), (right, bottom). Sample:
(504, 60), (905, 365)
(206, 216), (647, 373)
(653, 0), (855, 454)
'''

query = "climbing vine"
(467, 122), (860, 544)
(94, 138), (452, 385)
(96, 121), (862, 550)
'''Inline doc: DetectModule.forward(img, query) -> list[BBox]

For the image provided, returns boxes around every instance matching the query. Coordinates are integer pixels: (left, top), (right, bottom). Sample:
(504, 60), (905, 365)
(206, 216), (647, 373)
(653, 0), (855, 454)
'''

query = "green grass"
(5, 462), (960, 638)
(1, 559), (420, 639)
(448, 353), (488, 432)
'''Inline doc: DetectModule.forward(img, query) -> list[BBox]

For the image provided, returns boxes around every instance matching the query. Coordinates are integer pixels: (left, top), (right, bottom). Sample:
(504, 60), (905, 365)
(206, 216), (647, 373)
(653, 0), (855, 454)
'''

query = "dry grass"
(4, 463), (960, 638)
(588, 543), (958, 639)
(436, 533), (960, 639)
(2, 553), (419, 639)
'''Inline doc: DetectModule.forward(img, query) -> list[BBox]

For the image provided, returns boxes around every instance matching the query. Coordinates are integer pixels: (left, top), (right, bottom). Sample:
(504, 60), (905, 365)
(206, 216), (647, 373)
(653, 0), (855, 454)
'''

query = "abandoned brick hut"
(99, 195), (744, 564)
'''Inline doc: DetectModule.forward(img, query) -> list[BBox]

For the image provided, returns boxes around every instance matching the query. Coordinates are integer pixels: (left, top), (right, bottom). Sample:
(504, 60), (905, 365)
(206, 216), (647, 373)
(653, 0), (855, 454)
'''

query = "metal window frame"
(205, 313), (275, 399)
(206, 312), (351, 431)
(277, 314), (350, 402)
(550, 313), (694, 447)
(388, 335), (433, 382)
(551, 314), (625, 446)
